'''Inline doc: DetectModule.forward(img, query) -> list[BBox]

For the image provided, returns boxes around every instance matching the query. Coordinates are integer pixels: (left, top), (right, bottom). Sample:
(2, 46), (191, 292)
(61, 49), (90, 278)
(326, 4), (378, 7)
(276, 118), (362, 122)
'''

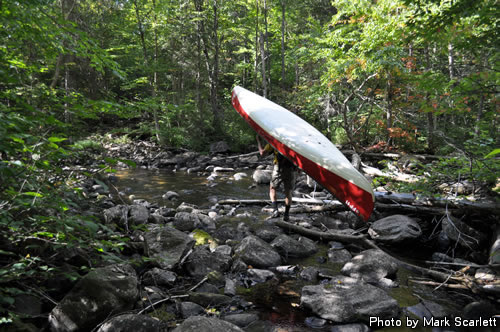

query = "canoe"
(231, 86), (375, 221)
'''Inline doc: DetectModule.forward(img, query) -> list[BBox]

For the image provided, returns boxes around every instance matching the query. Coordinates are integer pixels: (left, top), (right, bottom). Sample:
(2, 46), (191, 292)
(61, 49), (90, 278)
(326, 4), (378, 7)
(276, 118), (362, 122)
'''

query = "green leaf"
(485, 149), (500, 159)
(48, 136), (67, 143)
(22, 192), (43, 198)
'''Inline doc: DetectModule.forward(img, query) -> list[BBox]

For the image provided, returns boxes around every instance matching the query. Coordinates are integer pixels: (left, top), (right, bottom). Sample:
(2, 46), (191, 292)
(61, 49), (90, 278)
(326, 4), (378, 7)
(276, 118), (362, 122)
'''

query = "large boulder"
(174, 212), (215, 232)
(270, 234), (318, 258)
(144, 225), (195, 269)
(48, 264), (139, 332)
(368, 215), (422, 244)
(252, 169), (271, 184)
(172, 316), (244, 332)
(234, 235), (282, 268)
(300, 275), (399, 323)
(96, 314), (162, 332)
(129, 205), (150, 225)
(341, 249), (398, 287)
(184, 246), (232, 279)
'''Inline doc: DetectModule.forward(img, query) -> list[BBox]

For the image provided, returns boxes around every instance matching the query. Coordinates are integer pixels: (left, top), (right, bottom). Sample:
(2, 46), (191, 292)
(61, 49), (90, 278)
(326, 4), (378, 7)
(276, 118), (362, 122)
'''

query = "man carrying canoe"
(256, 135), (296, 221)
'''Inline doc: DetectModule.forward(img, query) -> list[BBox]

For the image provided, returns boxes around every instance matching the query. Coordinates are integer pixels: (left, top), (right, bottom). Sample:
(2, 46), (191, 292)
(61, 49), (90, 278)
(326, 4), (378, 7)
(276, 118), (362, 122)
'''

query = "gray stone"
(247, 269), (276, 283)
(368, 214), (421, 244)
(330, 323), (371, 332)
(234, 235), (282, 268)
(178, 302), (205, 319)
(328, 249), (352, 264)
(184, 246), (232, 279)
(213, 244), (232, 256)
(300, 266), (319, 282)
(172, 316), (244, 332)
(255, 225), (283, 242)
(300, 275), (399, 323)
(129, 205), (150, 225)
(144, 225), (195, 269)
(142, 268), (177, 287)
(233, 172), (248, 181)
(270, 234), (318, 258)
(49, 264), (139, 332)
(252, 169), (271, 184)
(223, 313), (259, 328)
(96, 314), (161, 332)
(224, 278), (237, 296)
(341, 249), (398, 287)
(103, 205), (129, 228)
(163, 191), (180, 200)
(187, 292), (232, 308)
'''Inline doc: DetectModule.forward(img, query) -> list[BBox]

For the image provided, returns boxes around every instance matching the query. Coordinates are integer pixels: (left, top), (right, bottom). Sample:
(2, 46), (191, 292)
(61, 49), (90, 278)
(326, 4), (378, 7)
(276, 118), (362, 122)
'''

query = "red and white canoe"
(231, 86), (375, 221)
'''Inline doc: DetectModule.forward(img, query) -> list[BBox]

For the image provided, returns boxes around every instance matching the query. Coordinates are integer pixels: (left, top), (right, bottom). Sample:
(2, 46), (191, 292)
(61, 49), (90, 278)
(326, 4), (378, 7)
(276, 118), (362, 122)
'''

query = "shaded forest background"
(0, 0), (498, 325)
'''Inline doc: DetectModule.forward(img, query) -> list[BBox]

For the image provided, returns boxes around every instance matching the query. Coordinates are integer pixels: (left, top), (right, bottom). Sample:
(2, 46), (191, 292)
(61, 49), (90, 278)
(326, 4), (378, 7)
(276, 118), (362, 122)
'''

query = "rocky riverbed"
(18, 140), (499, 332)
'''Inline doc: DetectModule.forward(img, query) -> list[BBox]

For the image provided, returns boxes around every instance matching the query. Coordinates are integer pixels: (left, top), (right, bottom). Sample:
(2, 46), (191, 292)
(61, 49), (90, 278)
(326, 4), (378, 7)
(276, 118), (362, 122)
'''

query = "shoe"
(271, 209), (280, 218)
(283, 213), (289, 221)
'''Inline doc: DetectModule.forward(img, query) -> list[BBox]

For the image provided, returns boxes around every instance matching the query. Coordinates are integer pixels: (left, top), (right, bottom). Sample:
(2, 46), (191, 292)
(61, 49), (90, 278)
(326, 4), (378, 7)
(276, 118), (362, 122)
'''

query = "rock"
(441, 215), (487, 250)
(300, 267), (319, 282)
(187, 292), (232, 308)
(142, 268), (177, 287)
(156, 207), (177, 217)
(48, 264), (139, 332)
(163, 191), (180, 200)
(334, 211), (365, 230)
(224, 278), (237, 296)
(178, 302), (205, 319)
(213, 224), (248, 243)
(96, 314), (162, 332)
(103, 205), (129, 228)
(129, 205), (150, 225)
(255, 225), (283, 242)
(330, 323), (371, 332)
(406, 299), (448, 321)
(234, 235), (282, 268)
(247, 269), (276, 283)
(213, 244), (232, 256)
(233, 172), (248, 181)
(172, 316), (244, 332)
(144, 225), (195, 269)
(223, 313), (259, 328)
(300, 275), (399, 323)
(176, 202), (199, 213)
(304, 316), (327, 329)
(328, 249), (352, 264)
(210, 141), (231, 154)
(368, 215), (422, 244)
(252, 169), (271, 184)
(184, 246), (232, 279)
(270, 234), (318, 258)
(341, 249), (398, 287)
(174, 212), (214, 232)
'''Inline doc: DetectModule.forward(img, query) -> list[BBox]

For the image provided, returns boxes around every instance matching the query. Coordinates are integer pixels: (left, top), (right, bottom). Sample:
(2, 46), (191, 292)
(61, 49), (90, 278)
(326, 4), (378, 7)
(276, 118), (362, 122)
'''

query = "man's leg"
(270, 185), (279, 217)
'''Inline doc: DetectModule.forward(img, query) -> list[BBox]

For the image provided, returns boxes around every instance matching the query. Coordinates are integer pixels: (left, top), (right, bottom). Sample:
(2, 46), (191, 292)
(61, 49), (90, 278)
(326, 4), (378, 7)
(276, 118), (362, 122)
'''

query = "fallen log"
(274, 220), (469, 285)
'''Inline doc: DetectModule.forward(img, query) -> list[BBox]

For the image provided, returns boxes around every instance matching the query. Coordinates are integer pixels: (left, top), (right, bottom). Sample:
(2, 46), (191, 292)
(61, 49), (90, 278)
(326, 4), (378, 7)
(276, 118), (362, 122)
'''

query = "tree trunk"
(385, 72), (393, 148)
(424, 46), (435, 153)
(280, 0), (286, 87)
(260, 32), (267, 98)
(263, 0), (270, 96)
(254, 0), (259, 93)
(152, 0), (160, 143)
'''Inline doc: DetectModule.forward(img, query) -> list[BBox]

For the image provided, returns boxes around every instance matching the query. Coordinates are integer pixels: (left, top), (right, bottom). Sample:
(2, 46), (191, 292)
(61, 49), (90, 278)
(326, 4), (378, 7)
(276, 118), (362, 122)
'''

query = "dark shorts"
(271, 163), (296, 192)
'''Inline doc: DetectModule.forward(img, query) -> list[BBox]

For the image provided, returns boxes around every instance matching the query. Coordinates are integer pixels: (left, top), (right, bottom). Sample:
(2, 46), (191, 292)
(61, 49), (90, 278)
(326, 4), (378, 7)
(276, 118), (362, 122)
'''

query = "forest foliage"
(0, 0), (498, 326)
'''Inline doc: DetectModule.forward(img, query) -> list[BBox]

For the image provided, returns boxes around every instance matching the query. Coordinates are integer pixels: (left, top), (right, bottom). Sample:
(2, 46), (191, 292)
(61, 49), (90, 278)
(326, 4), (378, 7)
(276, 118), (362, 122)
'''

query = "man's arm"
(256, 135), (271, 157)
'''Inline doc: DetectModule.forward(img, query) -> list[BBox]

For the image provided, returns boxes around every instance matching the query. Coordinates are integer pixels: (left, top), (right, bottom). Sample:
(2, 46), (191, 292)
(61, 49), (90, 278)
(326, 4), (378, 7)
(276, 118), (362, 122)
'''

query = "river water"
(115, 168), (465, 332)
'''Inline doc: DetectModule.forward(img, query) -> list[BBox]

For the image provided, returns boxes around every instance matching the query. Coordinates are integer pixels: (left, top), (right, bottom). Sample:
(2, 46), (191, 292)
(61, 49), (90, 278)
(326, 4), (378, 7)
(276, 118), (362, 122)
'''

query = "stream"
(115, 168), (468, 332)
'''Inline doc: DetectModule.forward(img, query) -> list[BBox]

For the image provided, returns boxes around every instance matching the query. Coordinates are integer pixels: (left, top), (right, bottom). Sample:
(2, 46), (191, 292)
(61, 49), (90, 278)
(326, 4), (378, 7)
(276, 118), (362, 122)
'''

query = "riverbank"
(2, 138), (499, 332)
